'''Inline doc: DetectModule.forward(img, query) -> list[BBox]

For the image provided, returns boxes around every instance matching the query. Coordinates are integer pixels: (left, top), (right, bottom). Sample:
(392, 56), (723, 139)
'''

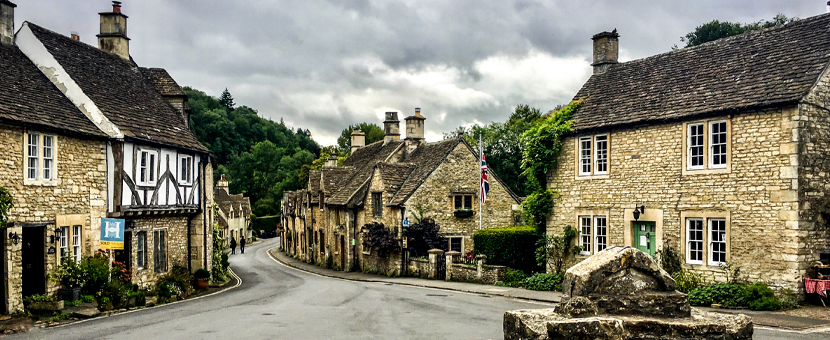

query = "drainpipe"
(400, 207), (406, 276)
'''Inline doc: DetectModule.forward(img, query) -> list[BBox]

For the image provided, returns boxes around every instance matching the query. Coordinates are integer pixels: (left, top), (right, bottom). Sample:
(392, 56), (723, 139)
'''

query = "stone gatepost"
(445, 251), (461, 281)
(427, 249), (444, 279)
(475, 254), (487, 280)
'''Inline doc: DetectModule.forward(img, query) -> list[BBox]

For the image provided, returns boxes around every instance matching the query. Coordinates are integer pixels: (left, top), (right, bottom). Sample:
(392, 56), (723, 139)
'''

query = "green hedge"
(473, 226), (542, 273)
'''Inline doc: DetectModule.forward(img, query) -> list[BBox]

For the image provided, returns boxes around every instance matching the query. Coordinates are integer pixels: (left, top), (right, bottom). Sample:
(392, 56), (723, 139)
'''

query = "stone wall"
(129, 216), (189, 287)
(449, 263), (478, 282)
(0, 125), (107, 313)
(404, 143), (520, 253)
(407, 258), (430, 278)
(547, 107), (801, 289)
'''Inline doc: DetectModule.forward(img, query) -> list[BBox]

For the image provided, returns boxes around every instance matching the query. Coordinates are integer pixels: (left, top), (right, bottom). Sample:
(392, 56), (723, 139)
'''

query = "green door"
(633, 222), (656, 257)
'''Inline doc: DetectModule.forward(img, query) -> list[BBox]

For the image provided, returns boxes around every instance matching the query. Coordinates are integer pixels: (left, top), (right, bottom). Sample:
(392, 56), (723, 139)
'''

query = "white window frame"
(27, 133), (39, 180)
(178, 154), (193, 185)
(138, 149), (159, 186)
(59, 226), (69, 260)
(594, 135), (608, 175)
(42, 135), (54, 181)
(24, 132), (58, 184)
(687, 123), (705, 170)
(594, 215), (607, 253)
(578, 137), (592, 176)
(686, 218), (704, 265)
(72, 225), (82, 263)
(708, 120), (727, 169)
(579, 216), (592, 255)
(708, 218), (727, 266)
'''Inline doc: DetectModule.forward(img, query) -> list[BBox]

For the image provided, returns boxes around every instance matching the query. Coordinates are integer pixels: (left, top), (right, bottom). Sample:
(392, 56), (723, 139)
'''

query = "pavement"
(268, 247), (563, 304)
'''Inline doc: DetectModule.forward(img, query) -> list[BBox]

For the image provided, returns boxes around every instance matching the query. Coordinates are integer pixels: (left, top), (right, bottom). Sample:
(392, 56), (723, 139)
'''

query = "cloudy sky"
(15, 0), (825, 145)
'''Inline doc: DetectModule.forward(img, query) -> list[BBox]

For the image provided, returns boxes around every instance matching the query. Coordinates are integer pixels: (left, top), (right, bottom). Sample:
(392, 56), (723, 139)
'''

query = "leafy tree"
(403, 218), (446, 258)
(218, 88), (235, 110)
(679, 14), (797, 48)
(362, 222), (399, 258)
(337, 123), (384, 155)
(0, 186), (11, 229)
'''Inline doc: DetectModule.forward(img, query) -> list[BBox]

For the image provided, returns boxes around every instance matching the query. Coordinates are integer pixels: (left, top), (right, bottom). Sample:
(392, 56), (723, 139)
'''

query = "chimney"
(0, 0), (15, 46)
(350, 129), (365, 154)
(827, 1), (830, 13)
(324, 150), (338, 167)
(591, 29), (619, 75)
(405, 107), (426, 152)
(218, 174), (229, 194)
(383, 112), (400, 144)
(70, 31), (80, 41)
(97, 1), (130, 61)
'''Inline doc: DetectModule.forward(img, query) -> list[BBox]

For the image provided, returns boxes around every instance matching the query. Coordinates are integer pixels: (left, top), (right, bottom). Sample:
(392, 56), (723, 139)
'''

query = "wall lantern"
(51, 227), (63, 244)
(8, 232), (20, 245)
(632, 205), (645, 221)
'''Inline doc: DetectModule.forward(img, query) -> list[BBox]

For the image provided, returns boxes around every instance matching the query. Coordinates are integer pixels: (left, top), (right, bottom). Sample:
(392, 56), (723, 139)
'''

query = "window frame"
(24, 132), (58, 184)
(708, 120), (728, 169)
(708, 218), (727, 266)
(594, 134), (608, 175)
(153, 229), (168, 273)
(687, 123), (705, 170)
(578, 137), (592, 176)
(137, 231), (146, 269)
(42, 135), (54, 181)
(452, 194), (474, 210)
(72, 225), (82, 263)
(594, 215), (607, 253)
(685, 218), (704, 265)
(372, 192), (383, 218)
(579, 216), (592, 255)
(59, 226), (69, 260)
(137, 149), (159, 187)
(449, 237), (463, 253)
(178, 154), (194, 185)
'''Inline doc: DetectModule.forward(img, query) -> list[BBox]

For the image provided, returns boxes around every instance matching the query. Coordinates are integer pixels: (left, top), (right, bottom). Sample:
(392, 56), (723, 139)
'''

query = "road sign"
(100, 218), (125, 250)
(402, 219), (410, 228)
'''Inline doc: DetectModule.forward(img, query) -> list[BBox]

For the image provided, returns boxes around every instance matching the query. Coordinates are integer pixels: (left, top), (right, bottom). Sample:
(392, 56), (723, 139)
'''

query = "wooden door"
(633, 221), (656, 257)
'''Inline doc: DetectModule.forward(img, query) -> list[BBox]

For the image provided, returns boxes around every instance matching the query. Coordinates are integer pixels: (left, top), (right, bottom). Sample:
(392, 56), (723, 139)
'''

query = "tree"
(0, 186), (12, 229)
(336, 123), (384, 155)
(218, 88), (235, 110)
(679, 14), (797, 48)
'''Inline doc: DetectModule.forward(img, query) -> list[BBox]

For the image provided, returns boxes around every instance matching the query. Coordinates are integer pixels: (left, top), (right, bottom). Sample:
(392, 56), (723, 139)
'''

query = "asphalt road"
(10, 238), (830, 339)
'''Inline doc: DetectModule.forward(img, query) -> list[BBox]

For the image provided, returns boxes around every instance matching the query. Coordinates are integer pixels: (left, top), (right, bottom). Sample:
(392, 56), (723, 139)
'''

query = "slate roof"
(388, 138), (462, 206)
(26, 23), (208, 152)
(214, 188), (251, 227)
(308, 170), (322, 204)
(139, 68), (186, 97)
(0, 43), (105, 137)
(321, 166), (355, 195)
(572, 13), (830, 132)
(327, 140), (404, 206)
(376, 163), (415, 193)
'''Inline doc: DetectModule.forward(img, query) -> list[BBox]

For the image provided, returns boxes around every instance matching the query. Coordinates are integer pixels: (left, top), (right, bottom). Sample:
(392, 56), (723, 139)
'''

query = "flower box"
(29, 300), (64, 312)
(454, 210), (475, 218)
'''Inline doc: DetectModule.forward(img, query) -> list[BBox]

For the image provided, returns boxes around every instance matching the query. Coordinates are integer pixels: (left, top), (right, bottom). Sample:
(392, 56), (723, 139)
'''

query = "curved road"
(11, 238), (830, 339)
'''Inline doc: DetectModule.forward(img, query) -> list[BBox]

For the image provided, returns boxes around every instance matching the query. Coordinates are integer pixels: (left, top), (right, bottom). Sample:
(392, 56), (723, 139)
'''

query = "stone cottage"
(10, 1), (214, 288)
(283, 109), (522, 274)
(547, 14), (830, 291)
(215, 175), (251, 247)
(0, 0), (111, 313)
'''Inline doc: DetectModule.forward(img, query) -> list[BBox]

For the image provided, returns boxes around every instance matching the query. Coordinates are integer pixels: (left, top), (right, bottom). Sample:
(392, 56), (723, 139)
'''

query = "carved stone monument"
(504, 246), (753, 339)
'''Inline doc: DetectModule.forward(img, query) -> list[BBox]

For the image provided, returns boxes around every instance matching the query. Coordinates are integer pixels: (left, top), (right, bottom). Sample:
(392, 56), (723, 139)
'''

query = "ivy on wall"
(520, 100), (581, 234)
(0, 186), (12, 229)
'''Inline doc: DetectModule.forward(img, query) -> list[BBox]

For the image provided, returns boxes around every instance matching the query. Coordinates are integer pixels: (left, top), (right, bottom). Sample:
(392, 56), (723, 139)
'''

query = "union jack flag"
(481, 153), (489, 203)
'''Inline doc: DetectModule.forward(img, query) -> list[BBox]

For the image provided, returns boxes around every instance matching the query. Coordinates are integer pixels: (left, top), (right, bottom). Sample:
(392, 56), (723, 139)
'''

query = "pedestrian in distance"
(230, 237), (237, 254)
(240, 237), (246, 254)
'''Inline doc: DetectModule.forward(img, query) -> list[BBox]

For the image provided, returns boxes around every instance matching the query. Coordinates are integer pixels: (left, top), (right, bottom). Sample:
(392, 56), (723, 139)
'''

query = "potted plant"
(454, 209), (475, 218)
(51, 258), (85, 302)
(194, 268), (211, 290)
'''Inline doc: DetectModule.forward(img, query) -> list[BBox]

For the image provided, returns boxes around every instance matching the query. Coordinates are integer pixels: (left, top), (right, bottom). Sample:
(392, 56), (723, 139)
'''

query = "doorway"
(21, 226), (46, 297)
(113, 232), (132, 270)
(633, 221), (657, 257)
(340, 235), (345, 271)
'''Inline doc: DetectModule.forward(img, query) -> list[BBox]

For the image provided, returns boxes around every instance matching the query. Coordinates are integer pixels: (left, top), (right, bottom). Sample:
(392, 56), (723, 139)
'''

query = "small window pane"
(580, 216), (591, 254)
(579, 137), (592, 175)
(140, 152), (147, 183)
(149, 154), (156, 182)
(59, 226), (68, 259)
(688, 124), (704, 169)
(137, 232), (145, 268)
(454, 196), (462, 209)
(687, 218), (704, 263)
(464, 195), (472, 210)
(595, 216), (607, 252)
(710, 121), (727, 168)
(43, 136), (53, 180)
(72, 225), (82, 263)
(595, 135), (607, 174)
(709, 219), (727, 265)
(450, 237), (462, 252)
(27, 134), (39, 180)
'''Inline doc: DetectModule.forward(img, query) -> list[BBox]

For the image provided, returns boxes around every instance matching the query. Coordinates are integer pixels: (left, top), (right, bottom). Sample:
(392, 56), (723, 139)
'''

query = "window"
(72, 225), (81, 263)
(138, 150), (158, 186)
(372, 192), (383, 217)
(688, 123), (704, 170)
(579, 137), (592, 175)
(579, 216), (591, 255)
(453, 195), (473, 210)
(709, 219), (727, 265)
(137, 232), (146, 269)
(59, 226), (68, 260)
(179, 155), (193, 185)
(449, 237), (463, 252)
(685, 120), (730, 172)
(595, 216), (607, 252)
(154, 230), (167, 273)
(43, 135), (54, 180)
(709, 121), (727, 169)
(594, 135), (608, 175)
(686, 218), (704, 265)
(27, 133), (39, 180)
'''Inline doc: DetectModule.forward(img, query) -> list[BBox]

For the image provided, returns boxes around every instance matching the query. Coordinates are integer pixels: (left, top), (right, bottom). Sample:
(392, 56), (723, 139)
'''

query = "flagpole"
(479, 133), (483, 231)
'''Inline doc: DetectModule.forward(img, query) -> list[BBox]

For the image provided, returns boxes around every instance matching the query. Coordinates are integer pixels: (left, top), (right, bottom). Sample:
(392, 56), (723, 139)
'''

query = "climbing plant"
(0, 186), (12, 229)
(535, 226), (581, 274)
(520, 100), (580, 233)
(362, 222), (399, 258)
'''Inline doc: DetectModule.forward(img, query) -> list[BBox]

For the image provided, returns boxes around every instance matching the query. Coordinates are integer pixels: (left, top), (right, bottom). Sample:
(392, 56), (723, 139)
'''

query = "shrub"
(688, 283), (748, 307)
(672, 270), (704, 293)
(81, 295), (95, 303)
(502, 268), (528, 287)
(536, 226), (580, 274)
(657, 245), (683, 276)
(745, 282), (781, 311)
(100, 280), (128, 308)
(194, 268), (211, 281)
(404, 218), (446, 258)
(779, 289), (800, 310)
(362, 222), (399, 258)
(51, 258), (86, 288)
(522, 273), (564, 291)
(474, 226), (542, 273)
(23, 293), (57, 303)
(81, 255), (116, 295)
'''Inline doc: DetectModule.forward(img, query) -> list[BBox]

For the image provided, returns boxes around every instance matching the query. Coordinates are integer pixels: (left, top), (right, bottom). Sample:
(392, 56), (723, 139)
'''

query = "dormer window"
(138, 149), (158, 186)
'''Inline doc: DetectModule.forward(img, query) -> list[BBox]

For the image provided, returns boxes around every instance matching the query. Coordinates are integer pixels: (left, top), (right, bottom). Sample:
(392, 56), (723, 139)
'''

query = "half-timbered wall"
(110, 142), (201, 210)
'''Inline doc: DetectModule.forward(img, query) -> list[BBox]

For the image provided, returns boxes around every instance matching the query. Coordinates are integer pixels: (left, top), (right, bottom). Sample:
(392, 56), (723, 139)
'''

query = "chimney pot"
(218, 174), (229, 194)
(70, 31), (79, 41)
(591, 29), (619, 75)
(0, 0), (16, 46)
(98, 1), (130, 60)
(113, 1), (121, 13)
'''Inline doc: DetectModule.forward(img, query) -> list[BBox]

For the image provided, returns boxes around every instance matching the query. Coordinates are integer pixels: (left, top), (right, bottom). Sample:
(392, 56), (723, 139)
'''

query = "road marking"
(266, 248), (551, 306)
(47, 267), (243, 329)
(756, 325), (830, 334)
